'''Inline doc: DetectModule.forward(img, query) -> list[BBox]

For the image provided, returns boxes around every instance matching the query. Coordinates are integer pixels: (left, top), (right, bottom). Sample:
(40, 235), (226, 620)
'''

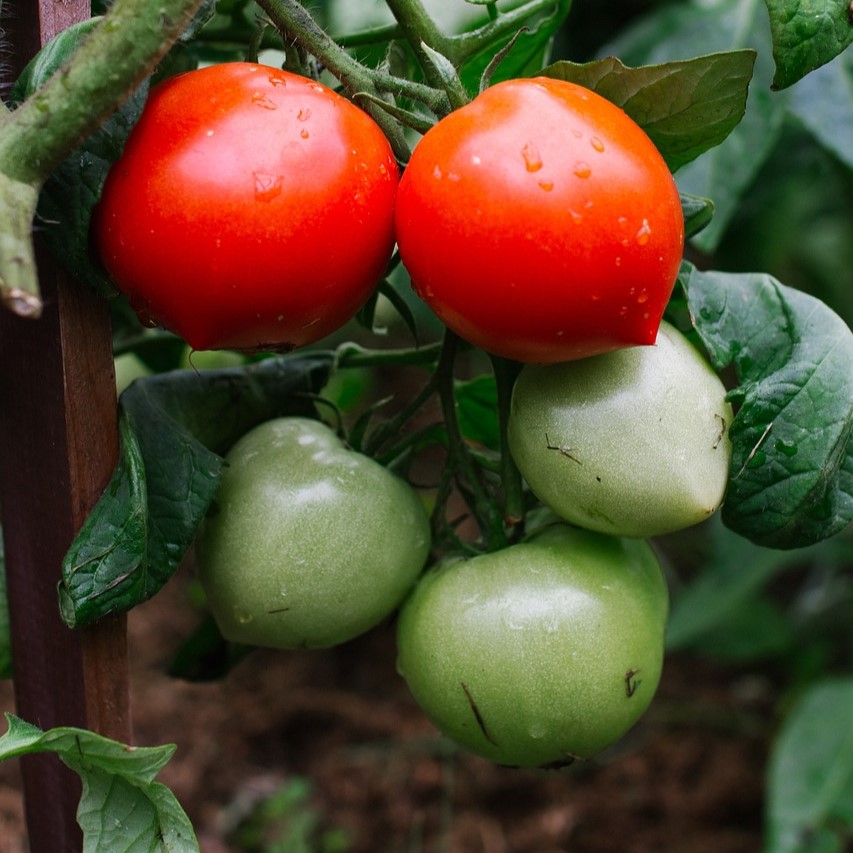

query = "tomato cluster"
(97, 63), (732, 767)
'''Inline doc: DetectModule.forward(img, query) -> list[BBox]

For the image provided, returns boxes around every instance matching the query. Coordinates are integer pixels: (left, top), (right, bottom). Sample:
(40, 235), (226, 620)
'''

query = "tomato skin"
(94, 63), (398, 352)
(395, 77), (684, 363)
(196, 417), (431, 649)
(396, 525), (668, 767)
(507, 321), (733, 537)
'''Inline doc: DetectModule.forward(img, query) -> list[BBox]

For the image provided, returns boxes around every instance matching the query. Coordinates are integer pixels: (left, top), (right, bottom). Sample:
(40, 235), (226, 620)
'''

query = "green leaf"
(787, 50), (853, 170)
(541, 51), (755, 172)
(766, 679), (853, 852)
(681, 193), (715, 238)
(59, 353), (333, 628)
(764, 0), (853, 90)
(666, 517), (805, 650)
(680, 263), (853, 549)
(455, 375), (499, 451)
(0, 713), (198, 852)
(599, 0), (787, 252)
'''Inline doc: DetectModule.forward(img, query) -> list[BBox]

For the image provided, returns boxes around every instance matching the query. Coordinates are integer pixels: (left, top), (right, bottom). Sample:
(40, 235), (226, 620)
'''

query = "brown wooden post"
(0, 2), (131, 850)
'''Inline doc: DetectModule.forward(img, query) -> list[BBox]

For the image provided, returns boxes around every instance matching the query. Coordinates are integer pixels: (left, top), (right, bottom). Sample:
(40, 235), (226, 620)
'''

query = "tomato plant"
(2, 0), (851, 849)
(396, 524), (668, 767)
(195, 417), (431, 649)
(395, 76), (684, 363)
(94, 62), (399, 352)
(508, 321), (734, 538)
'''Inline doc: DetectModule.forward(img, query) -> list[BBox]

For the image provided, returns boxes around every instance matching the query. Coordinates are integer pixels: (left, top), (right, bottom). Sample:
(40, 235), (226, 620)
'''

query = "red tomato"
(94, 63), (398, 352)
(394, 77), (684, 363)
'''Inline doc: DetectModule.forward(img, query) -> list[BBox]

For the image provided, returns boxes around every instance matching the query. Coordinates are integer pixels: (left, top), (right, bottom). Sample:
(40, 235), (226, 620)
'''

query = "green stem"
(491, 354), (524, 529)
(452, 0), (570, 60)
(255, 0), (412, 160)
(434, 330), (506, 549)
(0, 0), (204, 317)
(383, 0), (454, 92)
(336, 341), (442, 370)
(334, 23), (403, 48)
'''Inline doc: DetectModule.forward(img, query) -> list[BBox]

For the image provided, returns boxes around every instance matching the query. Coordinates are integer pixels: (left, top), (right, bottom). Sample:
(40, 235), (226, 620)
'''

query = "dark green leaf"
(764, 0), (853, 90)
(0, 713), (198, 851)
(681, 193), (715, 238)
(168, 614), (252, 682)
(680, 263), (853, 549)
(766, 679), (853, 852)
(455, 375), (500, 451)
(598, 0), (786, 252)
(541, 51), (755, 172)
(59, 353), (333, 628)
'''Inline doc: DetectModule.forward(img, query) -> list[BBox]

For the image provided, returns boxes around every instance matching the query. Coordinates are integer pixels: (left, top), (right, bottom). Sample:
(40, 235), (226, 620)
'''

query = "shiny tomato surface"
(95, 62), (398, 351)
(395, 77), (684, 363)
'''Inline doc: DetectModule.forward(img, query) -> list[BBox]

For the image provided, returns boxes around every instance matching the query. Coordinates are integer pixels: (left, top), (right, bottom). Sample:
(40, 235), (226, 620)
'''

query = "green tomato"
(507, 321), (733, 538)
(196, 417), (431, 649)
(396, 525), (668, 767)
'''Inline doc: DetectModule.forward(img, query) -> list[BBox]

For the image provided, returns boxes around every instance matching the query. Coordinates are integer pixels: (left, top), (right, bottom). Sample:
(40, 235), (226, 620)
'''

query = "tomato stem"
(491, 355), (525, 532)
(0, 0), (204, 318)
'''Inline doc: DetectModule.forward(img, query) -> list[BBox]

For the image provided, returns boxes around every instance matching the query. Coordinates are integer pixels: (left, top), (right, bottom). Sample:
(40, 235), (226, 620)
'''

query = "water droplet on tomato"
(619, 305), (629, 317)
(472, 155), (482, 165)
(379, 163), (388, 175)
(300, 129), (310, 139)
(521, 142), (543, 172)
(573, 162), (591, 178)
(590, 136), (605, 152)
(297, 108), (311, 121)
(253, 172), (283, 202)
(568, 209), (583, 224)
(636, 219), (652, 245)
(268, 75), (286, 87)
(571, 129), (583, 139)
(615, 257), (622, 267)
(251, 91), (276, 110)
(637, 290), (649, 304)
(433, 165), (443, 180)
(205, 129), (215, 137)
(538, 180), (554, 191)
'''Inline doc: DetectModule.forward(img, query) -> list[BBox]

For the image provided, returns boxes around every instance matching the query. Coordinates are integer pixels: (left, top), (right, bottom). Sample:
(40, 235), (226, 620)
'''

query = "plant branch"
(0, 0), (204, 317)
(255, 0), (412, 160)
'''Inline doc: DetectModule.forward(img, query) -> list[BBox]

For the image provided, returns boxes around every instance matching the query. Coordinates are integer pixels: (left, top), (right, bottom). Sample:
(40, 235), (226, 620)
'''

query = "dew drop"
(573, 161), (591, 179)
(636, 219), (652, 245)
(619, 305), (629, 318)
(300, 129), (309, 139)
(253, 172), (283, 202)
(234, 608), (254, 625)
(590, 136), (605, 152)
(472, 155), (482, 165)
(568, 209), (583, 224)
(637, 290), (649, 304)
(617, 216), (628, 228)
(521, 142), (543, 172)
(297, 107), (311, 121)
(268, 75), (286, 87)
(614, 257), (622, 267)
(775, 439), (799, 457)
(538, 179), (554, 191)
(251, 91), (277, 110)
(379, 163), (388, 175)
(205, 129), (215, 137)
(433, 165), (443, 180)
(571, 129), (583, 139)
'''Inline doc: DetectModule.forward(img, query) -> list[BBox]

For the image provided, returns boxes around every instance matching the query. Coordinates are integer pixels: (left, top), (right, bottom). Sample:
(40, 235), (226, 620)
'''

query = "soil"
(0, 557), (774, 853)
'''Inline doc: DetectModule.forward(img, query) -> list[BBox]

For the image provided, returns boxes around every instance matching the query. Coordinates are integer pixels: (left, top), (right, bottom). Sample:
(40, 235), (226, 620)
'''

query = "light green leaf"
(764, 0), (853, 90)
(0, 713), (198, 852)
(766, 680), (853, 852)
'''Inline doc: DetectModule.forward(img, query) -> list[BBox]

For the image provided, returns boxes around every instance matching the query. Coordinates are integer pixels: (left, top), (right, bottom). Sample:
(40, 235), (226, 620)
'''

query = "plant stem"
(255, 0), (413, 159)
(0, 0), (204, 317)
(491, 354), (524, 530)
(434, 329), (506, 550)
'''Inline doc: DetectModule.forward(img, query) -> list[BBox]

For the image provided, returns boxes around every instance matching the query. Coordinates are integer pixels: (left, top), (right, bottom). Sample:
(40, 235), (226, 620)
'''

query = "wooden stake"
(0, 2), (130, 850)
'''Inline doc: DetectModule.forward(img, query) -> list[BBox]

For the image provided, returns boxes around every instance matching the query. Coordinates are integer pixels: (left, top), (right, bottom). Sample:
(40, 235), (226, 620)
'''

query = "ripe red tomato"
(394, 77), (684, 363)
(94, 62), (398, 352)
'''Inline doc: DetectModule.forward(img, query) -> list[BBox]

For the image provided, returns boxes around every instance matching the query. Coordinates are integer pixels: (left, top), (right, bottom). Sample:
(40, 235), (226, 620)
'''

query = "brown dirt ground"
(0, 560), (773, 853)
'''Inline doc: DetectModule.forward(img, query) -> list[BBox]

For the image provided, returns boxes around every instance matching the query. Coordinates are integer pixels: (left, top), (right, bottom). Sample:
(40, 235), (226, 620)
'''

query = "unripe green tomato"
(396, 525), (668, 767)
(196, 417), (431, 649)
(508, 321), (733, 538)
